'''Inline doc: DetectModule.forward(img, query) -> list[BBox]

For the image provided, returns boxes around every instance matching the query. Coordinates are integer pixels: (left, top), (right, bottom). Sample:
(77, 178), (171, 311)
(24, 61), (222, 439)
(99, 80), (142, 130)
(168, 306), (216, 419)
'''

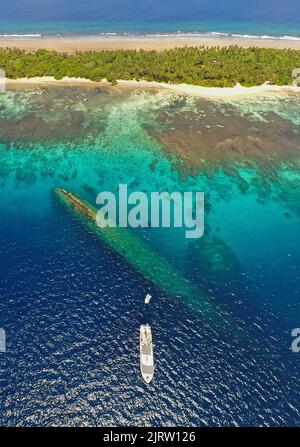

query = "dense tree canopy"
(0, 46), (299, 87)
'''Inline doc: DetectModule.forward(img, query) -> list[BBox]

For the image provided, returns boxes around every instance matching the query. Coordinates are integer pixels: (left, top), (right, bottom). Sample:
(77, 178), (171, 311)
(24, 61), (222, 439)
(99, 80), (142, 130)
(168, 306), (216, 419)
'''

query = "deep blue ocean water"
(0, 0), (299, 37)
(0, 86), (299, 426)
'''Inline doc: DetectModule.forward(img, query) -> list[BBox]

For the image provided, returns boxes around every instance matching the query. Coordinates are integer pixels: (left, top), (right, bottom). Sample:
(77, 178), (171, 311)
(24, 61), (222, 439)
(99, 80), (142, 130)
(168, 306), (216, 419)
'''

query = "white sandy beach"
(1, 34), (300, 52)
(3, 76), (300, 99)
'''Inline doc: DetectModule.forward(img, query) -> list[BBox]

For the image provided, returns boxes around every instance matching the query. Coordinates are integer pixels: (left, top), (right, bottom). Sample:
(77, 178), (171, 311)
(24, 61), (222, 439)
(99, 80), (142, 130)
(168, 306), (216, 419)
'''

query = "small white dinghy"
(145, 293), (152, 304)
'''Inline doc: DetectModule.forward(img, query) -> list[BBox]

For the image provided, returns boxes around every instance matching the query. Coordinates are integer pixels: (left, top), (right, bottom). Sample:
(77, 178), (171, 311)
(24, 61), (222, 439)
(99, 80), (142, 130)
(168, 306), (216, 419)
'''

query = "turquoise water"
(0, 85), (300, 426)
(0, 20), (300, 38)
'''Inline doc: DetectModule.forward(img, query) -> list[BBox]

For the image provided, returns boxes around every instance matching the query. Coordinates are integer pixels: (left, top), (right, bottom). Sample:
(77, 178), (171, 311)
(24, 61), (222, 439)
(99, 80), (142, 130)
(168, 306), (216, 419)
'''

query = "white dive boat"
(140, 324), (154, 383)
(144, 293), (152, 304)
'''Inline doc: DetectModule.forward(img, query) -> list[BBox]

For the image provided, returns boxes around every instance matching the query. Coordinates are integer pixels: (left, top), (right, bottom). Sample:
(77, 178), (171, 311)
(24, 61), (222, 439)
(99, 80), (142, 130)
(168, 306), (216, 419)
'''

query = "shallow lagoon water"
(0, 86), (299, 426)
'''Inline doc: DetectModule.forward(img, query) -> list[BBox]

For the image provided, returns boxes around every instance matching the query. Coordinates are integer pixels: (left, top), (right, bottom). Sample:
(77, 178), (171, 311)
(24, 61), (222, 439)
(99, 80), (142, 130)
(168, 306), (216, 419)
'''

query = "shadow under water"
(53, 187), (231, 326)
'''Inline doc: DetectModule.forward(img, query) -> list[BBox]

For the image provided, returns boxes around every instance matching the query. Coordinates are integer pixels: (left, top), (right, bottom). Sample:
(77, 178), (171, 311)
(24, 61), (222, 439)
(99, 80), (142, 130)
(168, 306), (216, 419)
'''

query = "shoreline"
(1, 34), (300, 52)
(4, 76), (300, 98)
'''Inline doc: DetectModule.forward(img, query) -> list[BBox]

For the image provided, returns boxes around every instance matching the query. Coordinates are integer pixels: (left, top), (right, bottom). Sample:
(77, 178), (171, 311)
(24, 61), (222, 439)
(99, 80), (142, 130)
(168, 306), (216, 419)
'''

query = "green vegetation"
(0, 46), (300, 87)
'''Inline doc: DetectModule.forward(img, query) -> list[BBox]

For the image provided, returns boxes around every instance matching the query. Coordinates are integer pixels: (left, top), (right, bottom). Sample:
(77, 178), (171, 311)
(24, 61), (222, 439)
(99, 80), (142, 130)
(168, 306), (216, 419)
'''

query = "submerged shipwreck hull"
(53, 187), (223, 321)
